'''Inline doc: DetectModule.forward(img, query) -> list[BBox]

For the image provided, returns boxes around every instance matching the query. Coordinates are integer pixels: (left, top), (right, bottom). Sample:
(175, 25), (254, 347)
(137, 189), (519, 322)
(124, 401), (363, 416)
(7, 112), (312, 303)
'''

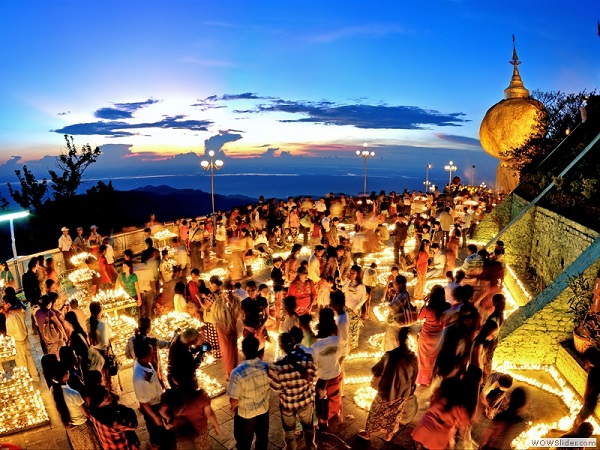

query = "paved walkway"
(0, 255), (583, 449)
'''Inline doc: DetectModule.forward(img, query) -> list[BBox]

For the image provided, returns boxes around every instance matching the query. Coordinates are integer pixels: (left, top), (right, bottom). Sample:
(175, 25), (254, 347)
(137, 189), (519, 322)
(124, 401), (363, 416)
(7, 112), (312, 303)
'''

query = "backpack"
(40, 311), (61, 343)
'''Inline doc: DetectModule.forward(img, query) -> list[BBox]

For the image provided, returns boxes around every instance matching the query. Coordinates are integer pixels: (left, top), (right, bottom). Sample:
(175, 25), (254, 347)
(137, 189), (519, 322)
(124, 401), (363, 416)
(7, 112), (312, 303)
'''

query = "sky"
(0, 0), (598, 196)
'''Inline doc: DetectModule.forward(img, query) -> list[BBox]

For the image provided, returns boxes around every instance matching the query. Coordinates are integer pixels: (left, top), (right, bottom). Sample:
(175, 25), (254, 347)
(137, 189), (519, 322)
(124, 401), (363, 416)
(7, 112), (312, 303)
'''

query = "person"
(481, 373), (514, 419)
(572, 347), (600, 429)
(132, 339), (176, 450)
(383, 275), (415, 351)
(461, 244), (484, 278)
(227, 334), (270, 450)
(35, 294), (67, 356)
(59, 226), (75, 270)
(479, 387), (529, 450)
(393, 215), (409, 266)
(3, 288), (39, 380)
(299, 313), (317, 348)
(65, 310), (105, 373)
(284, 243), (303, 285)
(307, 245), (325, 284)
(197, 276), (222, 360)
(269, 332), (317, 450)
(88, 383), (141, 450)
(559, 422), (594, 450)
(211, 275), (240, 379)
(362, 262), (378, 320)
(69, 298), (88, 330)
(0, 260), (15, 289)
(117, 261), (142, 313)
(416, 285), (450, 386)
(287, 265), (317, 316)
(270, 256), (285, 326)
(412, 345), (483, 450)
(414, 240), (430, 300)
(103, 237), (118, 283)
(160, 383), (220, 450)
(125, 317), (170, 383)
(98, 245), (112, 290)
(87, 301), (113, 390)
(188, 219), (204, 271)
(51, 362), (102, 450)
(171, 281), (186, 313)
(72, 227), (88, 254)
(330, 290), (349, 395)
(280, 295), (300, 332)
(580, 96), (588, 123)
(426, 243), (446, 279)
(312, 308), (342, 430)
(167, 327), (204, 392)
(22, 258), (42, 334)
(357, 327), (418, 442)
(342, 264), (368, 351)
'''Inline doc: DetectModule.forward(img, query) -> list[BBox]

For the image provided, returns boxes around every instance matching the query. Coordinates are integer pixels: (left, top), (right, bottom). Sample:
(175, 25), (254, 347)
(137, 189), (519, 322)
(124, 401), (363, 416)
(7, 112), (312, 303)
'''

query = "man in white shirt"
(58, 226), (74, 269)
(227, 335), (271, 450)
(3, 291), (39, 381)
(308, 245), (325, 284)
(133, 339), (175, 450)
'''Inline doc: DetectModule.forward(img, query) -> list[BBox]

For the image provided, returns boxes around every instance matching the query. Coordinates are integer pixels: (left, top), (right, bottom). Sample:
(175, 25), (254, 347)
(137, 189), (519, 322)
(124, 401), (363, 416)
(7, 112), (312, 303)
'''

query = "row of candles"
(0, 367), (49, 435)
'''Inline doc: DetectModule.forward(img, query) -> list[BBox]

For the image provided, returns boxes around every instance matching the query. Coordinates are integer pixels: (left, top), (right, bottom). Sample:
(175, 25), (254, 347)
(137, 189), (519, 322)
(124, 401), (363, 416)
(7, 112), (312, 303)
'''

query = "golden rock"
(480, 97), (547, 161)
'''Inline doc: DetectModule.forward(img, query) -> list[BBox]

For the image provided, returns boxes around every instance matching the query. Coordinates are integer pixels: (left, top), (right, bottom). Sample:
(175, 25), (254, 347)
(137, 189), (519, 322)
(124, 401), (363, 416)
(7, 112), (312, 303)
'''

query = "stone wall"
(475, 194), (600, 366)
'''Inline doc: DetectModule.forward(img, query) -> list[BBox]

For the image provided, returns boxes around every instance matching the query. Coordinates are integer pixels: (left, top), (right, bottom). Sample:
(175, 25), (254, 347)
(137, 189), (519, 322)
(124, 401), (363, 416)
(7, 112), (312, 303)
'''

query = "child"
(280, 296), (300, 332)
(316, 276), (335, 311)
(173, 281), (187, 313)
(299, 313), (317, 348)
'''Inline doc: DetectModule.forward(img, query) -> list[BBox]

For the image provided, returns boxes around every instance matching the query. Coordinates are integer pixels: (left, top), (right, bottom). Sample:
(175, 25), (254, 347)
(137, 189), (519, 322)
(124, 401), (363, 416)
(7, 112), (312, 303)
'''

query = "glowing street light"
(201, 150), (224, 246)
(356, 143), (375, 196)
(424, 164), (432, 190)
(0, 211), (30, 259)
(444, 161), (457, 190)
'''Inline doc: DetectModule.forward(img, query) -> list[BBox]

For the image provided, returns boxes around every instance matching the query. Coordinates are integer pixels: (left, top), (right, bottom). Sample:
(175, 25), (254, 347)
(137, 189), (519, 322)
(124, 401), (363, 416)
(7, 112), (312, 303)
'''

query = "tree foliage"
(48, 135), (102, 201)
(506, 89), (596, 173)
(0, 194), (8, 211)
(7, 165), (48, 213)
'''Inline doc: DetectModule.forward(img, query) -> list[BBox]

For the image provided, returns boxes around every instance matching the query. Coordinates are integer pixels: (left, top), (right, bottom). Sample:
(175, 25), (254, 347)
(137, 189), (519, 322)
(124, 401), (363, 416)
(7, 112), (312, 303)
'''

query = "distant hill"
(0, 186), (257, 257)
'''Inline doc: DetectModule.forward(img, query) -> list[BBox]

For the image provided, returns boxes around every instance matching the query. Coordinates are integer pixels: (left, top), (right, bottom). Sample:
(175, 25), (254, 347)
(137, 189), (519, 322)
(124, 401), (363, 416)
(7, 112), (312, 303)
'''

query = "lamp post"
(356, 143), (375, 196)
(201, 150), (224, 246)
(424, 164), (432, 191)
(0, 211), (29, 260)
(471, 165), (476, 187)
(444, 161), (457, 190)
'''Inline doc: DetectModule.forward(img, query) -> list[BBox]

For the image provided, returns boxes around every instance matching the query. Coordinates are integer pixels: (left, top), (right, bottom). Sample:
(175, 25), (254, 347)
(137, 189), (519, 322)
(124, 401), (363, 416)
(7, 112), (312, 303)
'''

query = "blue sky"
(0, 0), (598, 191)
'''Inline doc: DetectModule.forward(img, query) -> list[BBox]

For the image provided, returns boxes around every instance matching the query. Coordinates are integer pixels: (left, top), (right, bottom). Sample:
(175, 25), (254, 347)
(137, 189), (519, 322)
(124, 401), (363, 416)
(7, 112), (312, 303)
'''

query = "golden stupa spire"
(504, 34), (530, 99)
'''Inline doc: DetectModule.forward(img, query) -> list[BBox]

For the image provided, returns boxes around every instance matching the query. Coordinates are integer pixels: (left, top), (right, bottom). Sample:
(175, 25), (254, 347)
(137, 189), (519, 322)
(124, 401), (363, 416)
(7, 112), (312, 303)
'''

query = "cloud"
(204, 130), (243, 154)
(51, 115), (213, 137)
(94, 99), (160, 120)
(435, 133), (482, 147)
(303, 24), (409, 43)
(57, 111), (70, 116)
(237, 99), (469, 130)
(261, 148), (279, 157)
(191, 93), (271, 110)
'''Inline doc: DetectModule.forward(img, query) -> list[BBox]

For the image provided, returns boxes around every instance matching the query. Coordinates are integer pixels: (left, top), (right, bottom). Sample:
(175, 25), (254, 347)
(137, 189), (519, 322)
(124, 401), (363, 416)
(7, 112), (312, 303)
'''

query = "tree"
(7, 165), (48, 213)
(48, 135), (101, 201)
(505, 89), (596, 173)
(0, 194), (8, 211)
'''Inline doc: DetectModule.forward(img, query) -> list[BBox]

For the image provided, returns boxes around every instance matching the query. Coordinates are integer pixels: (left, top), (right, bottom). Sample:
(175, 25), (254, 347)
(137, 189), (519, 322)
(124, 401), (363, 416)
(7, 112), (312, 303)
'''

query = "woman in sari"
(416, 285), (450, 386)
(413, 240), (430, 300)
(357, 327), (418, 442)
(210, 276), (240, 380)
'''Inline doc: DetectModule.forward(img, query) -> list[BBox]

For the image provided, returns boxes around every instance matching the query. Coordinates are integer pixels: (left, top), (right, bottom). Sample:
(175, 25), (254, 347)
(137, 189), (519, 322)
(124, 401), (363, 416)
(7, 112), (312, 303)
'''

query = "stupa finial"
(504, 34), (529, 99)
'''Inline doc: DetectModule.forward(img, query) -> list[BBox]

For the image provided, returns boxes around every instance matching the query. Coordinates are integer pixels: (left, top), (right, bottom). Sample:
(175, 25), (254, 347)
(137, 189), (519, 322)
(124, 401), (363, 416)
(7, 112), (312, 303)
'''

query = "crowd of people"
(0, 186), (597, 449)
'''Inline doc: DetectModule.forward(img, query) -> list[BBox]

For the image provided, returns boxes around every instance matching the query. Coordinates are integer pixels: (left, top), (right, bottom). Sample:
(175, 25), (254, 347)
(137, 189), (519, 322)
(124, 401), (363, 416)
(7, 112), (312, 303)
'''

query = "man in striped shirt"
(227, 334), (270, 450)
(269, 332), (317, 450)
